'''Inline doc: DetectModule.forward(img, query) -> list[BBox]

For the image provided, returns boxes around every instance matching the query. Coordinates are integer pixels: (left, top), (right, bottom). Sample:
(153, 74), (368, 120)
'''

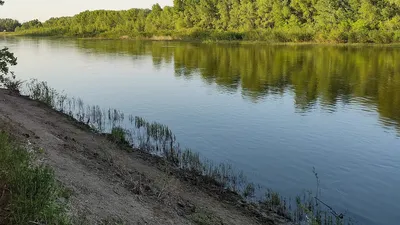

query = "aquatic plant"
(22, 79), (352, 225)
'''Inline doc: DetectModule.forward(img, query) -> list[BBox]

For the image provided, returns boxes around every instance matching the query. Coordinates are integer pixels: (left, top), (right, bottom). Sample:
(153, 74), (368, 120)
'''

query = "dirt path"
(0, 90), (288, 225)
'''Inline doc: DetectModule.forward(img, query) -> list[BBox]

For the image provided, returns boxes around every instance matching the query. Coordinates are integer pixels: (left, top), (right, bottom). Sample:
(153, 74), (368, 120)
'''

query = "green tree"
(20, 19), (42, 30)
(9, 0), (400, 43)
(314, 0), (338, 30)
(215, 0), (230, 30)
(198, 0), (217, 29)
(145, 4), (163, 32)
(255, 0), (274, 28)
(0, 18), (21, 31)
(228, 0), (242, 30)
(238, 0), (256, 31)
(0, 1), (18, 87)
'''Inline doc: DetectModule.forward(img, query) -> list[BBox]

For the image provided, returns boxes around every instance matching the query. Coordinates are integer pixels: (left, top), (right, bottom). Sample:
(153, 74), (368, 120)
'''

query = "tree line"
(0, 18), (20, 32)
(5, 0), (400, 43)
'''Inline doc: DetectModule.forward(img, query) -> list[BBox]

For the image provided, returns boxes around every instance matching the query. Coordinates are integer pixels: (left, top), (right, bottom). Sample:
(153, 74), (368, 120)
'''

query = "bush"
(0, 132), (70, 225)
(394, 31), (400, 42)
(243, 29), (271, 41)
(210, 31), (243, 41)
(3, 79), (23, 93)
(367, 30), (394, 44)
(348, 30), (372, 43)
(330, 30), (349, 43)
(187, 28), (212, 40)
(109, 127), (131, 148)
(292, 31), (314, 42)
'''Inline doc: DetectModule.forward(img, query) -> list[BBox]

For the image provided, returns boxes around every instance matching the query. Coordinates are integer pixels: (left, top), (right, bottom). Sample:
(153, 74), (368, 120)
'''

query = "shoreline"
(0, 76), (355, 224)
(0, 88), (293, 225)
(2, 32), (400, 47)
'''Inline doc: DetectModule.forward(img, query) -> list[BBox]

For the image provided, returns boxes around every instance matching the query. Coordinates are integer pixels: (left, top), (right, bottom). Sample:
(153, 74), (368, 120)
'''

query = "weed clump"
(108, 126), (131, 149)
(0, 131), (70, 225)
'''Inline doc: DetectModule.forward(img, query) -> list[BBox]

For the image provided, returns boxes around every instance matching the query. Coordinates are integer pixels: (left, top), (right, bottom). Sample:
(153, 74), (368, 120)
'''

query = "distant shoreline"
(2, 32), (400, 46)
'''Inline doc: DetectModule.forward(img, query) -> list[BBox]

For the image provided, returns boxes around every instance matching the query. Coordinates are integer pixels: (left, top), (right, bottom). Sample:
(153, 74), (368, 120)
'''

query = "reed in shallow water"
(23, 79), (352, 225)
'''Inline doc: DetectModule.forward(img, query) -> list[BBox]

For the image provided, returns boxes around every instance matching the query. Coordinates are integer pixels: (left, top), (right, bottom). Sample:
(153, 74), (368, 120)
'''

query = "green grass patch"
(188, 208), (223, 225)
(107, 126), (132, 149)
(0, 131), (70, 225)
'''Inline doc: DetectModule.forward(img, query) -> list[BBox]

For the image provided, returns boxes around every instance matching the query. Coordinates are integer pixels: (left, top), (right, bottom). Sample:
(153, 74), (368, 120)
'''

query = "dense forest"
(4, 0), (400, 43)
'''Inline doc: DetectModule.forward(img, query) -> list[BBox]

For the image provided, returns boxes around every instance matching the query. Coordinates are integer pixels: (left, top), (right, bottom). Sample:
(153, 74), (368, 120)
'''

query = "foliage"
(3, 78), (23, 93)
(0, 47), (17, 87)
(26, 79), (58, 106)
(0, 1), (19, 90)
(0, 18), (20, 32)
(16, 19), (42, 31)
(0, 132), (70, 225)
(243, 182), (256, 199)
(9, 0), (400, 43)
(109, 126), (131, 148)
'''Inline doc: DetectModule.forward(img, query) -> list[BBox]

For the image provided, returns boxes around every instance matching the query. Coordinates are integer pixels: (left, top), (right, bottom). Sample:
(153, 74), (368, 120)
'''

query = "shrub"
(109, 126), (131, 148)
(367, 30), (394, 44)
(0, 132), (70, 225)
(3, 78), (23, 93)
(210, 31), (243, 41)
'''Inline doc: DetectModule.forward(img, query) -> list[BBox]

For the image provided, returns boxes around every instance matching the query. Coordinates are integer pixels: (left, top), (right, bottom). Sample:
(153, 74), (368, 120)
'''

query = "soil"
(0, 89), (290, 225)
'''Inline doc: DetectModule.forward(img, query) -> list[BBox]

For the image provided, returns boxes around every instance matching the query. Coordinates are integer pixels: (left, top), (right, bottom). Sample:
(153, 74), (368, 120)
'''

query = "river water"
(2, 38), (400, 225)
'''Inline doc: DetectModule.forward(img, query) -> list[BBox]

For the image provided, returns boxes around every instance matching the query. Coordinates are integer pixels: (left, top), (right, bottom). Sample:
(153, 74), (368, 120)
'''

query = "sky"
(0, 0), (173, 22)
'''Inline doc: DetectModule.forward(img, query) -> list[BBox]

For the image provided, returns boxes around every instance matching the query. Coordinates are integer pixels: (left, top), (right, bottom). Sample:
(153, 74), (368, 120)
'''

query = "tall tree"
(314, 0), (338, 30)
(8, 0), (400, 43)
(255, 0), (275, 28)
(145, 4), (163, 32)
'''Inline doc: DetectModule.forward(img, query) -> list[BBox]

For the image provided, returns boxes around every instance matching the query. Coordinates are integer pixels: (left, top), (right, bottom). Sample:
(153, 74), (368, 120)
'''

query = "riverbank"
(2, 30), (400, 45)
(0, 88), (293, 225)
(3, 32), (400, 48)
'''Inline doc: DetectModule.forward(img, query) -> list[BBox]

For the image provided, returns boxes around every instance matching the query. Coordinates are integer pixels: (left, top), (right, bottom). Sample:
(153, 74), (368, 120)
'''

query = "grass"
(108, 127), (132, 148)
(0, 131), (70, 225)
(189, 208), (223, 225)
(21, 79), (352, 225)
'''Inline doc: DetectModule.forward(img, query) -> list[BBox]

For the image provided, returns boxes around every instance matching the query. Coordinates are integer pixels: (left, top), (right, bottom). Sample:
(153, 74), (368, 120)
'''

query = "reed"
(22, 79), (352, 225)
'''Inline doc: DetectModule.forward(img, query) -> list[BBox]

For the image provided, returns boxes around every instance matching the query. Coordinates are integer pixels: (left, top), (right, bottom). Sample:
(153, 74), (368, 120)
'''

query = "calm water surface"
(2, 38), (400, 225)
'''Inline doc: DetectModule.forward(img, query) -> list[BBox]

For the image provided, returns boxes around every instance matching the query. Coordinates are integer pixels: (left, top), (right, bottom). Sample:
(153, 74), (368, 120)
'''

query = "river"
(2, 38), (400, 225)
